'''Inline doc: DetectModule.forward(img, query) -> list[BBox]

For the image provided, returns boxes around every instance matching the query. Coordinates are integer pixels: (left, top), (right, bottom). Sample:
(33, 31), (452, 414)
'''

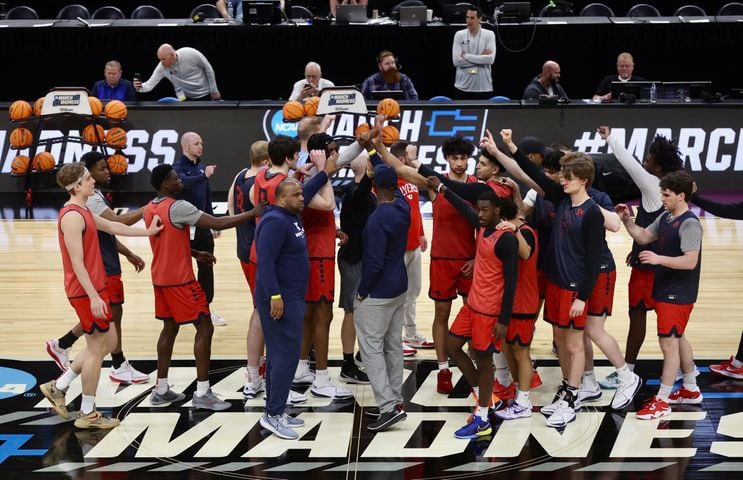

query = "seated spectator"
(593, 52), (645, 102)
(90, 60), (137, 102)
(289, 62), (335, 101)
(216, 0), (242, 21)
(522, 60), (568, 101)
(361, 50), (418, 100)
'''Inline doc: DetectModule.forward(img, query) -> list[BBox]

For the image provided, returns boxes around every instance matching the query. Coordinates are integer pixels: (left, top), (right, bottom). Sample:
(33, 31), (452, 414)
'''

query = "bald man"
(172, 132), (226, 326)
(289, 62), (335, 101)
(134, 43), (221, 101)
(522, 60), (568, 101)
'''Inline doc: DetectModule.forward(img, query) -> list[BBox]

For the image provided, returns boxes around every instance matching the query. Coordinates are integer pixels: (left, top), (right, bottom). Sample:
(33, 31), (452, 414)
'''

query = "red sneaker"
(668, 386), (703, 405)
(636, 396), (671, 420)
(530, 369), (543, 389)
(710, 356), (743, 380)
(437, 368), (453, 394)
(492, 378), (516, 401)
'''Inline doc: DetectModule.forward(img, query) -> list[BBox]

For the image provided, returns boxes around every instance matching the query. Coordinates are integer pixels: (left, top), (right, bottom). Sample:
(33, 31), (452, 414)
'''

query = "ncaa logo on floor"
(0, 367), (36, 400)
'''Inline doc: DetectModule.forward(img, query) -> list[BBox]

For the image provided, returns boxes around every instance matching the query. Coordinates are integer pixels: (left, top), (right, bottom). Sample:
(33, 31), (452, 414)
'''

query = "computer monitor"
(441, 4), (470, 24)
(659, 81), (713, 100)
(611, 80), (657, 102)
(242, 1), (283, 24)
(335, 4), (367, 23)
(498, 2), (531, 23)
(370, 90), (406, 101)
(399, 6), (427, 26)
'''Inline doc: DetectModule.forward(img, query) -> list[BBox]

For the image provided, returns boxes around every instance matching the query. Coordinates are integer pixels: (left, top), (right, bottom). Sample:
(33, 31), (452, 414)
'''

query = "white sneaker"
(612, 372), (642, 410)
(292, 364), (315, 386)
(311, 379), (354, 399)
(495, 401), (532, 420)
(210, 311), (227, 326)
(545, 400), (576, 428)
(402, 333), (434, 349)
(243, 378), (265, 399)
(578, 382), (602, 403)
(45, 339), (70, 372)
(675, 365), (700, 382)
(109, 361), (150, 384)
(598, 371), (620, 389)
(403, 343), (417, 357)
(266, 390), (308, 406)
(260, 413), (298, 440)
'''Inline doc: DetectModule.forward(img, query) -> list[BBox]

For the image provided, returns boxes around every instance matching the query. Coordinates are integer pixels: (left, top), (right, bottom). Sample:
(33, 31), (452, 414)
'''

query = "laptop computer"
(441, 4), (468, 25)
(399, 6), (427, 26)
(335, 4), (368, 23)
(242, 1), (283, 24)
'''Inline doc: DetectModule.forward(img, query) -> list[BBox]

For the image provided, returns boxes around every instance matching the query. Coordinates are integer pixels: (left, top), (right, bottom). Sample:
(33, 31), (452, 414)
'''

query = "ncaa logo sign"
(265, 110), (298, 139)
(0, 367), (36, 400)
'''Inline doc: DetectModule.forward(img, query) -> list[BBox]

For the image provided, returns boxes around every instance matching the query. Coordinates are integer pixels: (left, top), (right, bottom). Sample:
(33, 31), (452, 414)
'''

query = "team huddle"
(39, 119), (706, 441)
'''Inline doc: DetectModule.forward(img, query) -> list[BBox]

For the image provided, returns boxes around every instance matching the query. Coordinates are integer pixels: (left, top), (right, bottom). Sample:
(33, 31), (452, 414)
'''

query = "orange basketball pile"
(82, 124), (105, 144)
(303, 96), (320, 116)
(282, 100), (305, 122)
(105, 127), (128, 148)
(9, 100), (33, 122)
(32, 152), (56, 172)
(10, 155), (30, 175)
(104, 100), (128, 120)
(9, 127), (33, 148)
(376, 98), (400, 118)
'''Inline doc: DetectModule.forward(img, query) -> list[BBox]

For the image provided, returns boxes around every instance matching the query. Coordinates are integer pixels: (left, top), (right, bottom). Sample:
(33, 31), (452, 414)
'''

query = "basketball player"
(46, 152), (149, 385)
(226, 140), (269, 401)
(617, 171), (703, 419)
(40, 162), (162, 429)
(145, 164), (261, 411)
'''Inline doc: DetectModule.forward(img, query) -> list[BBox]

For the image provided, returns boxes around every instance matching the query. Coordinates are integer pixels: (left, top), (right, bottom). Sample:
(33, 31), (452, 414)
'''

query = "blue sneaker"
(455, 416), (492, 439)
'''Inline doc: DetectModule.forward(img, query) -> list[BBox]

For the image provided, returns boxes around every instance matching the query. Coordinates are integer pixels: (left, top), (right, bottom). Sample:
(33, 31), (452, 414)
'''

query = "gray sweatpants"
(354, 293), (406, 414)
(403, 247), (422, 337)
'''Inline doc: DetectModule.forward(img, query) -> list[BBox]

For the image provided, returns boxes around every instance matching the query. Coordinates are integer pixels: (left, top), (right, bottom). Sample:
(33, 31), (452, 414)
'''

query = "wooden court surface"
(1, 215), (741, 362)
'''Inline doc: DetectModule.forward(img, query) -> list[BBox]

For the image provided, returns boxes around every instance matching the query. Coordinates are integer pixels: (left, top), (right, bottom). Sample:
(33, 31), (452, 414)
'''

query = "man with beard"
(361, 50), (418, 100)
(522, 60), (569, 101)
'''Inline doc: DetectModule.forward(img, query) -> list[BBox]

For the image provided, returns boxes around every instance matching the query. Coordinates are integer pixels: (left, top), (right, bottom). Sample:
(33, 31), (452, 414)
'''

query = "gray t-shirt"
(647, 212), (703, 252)
(87, 189), (109, 216)
(151, 197), (202, 228)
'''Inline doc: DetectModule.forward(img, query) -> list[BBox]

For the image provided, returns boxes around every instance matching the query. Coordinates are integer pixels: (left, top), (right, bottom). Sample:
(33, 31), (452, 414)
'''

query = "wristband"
(271, 294), (281, 300)
(437, 183), (444, 193)
(366, 149), (377, 156)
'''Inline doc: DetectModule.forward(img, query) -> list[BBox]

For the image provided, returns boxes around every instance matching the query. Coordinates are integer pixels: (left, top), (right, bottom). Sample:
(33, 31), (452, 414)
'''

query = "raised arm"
(616, 203), (657, 245)
(480, 129), (542, 193)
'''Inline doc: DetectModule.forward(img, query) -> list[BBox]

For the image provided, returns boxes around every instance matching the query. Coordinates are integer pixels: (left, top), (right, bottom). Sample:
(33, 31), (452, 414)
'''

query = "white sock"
(476, 405), (489, 421)
(658, 383), (673, 401)
(493, 350), (509, 369)
(314, 369), (329, 385)
(247, 366), (260, 384)
(472, 386), (480, 399)
(438, 361), (449, 371)
(583, 370), (597, 387)
(495, 367), (513, 386)
(733, 358), (743, 368)
(55, 368), (78, 391)
(296, 359), (309, 373)
(81, 394), (95, 415)
(516, 389), (531, 406)
(626, 362), (635, 372)
(682, 371), (699, 391)
(156, 378), (169, 395)
(195, 380), (210, 397)
(616, 364), (633, 382)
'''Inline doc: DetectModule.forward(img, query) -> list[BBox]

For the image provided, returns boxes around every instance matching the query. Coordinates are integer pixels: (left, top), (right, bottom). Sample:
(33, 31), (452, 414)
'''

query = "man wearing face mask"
(361, 50), (419, 100)
(522, 60), (569, 101)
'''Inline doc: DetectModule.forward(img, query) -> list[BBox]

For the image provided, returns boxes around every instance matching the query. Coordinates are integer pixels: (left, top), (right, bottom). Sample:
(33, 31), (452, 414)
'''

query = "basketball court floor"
(1, 205), (742, 479)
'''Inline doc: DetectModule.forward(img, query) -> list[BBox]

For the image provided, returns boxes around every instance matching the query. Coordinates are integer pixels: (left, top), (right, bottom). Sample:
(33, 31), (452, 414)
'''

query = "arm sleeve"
(337, 142), (364, 169)
(368, 151), (384, 167)
(418, 164), (490, 203)
(360, 76), (373, 99)
(302, 171), (329, 201)
(577, 208), (604, 300)
(691, 194), (743, 220)
(511, 148), (565, 204)
(606, 135), (662, 212)
(595, 76), (612, 96)
(173, 166), (207, 190)
(679, 218), (703, 252)
(442, 188), (479, 227)
(523, 188), (537, 207)
(523, 82), (540, 100)
(169, 200), (203, 228)
(125, 83), (137, 101)
(140, 65), (166, 93)
(289, 80), (303, 101)
(86, 193), (109, 216)
(403, 75), (419, 100)
(195, 49), (219, 93)
(463, 30), (495, 66)
(255, 217), (286, 296)
(357, 217), (385, 297)
(452, 31), (470, 67)
(495, 233), (518, 325)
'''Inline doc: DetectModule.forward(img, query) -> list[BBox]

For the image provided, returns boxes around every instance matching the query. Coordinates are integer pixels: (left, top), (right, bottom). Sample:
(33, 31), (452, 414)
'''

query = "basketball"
(32, 151), (56, 172)
(33, 97), (45, 116)
(282, 100), (305, 121)
(381, 125), (400, 146)
(355, 123), (371, 138)
(105, 127), (128, 148)
(107, 154), (128, 175)
(104, 100), (128, 120)
(376, 98), (400, 118)
(303, 96), (320, 116)
(82, 124), (105, 144)
(10, 155), (30, 175)
(9, 100), (32, 122)
(9, 128), (33, 148)
(89, 96), (103, 116)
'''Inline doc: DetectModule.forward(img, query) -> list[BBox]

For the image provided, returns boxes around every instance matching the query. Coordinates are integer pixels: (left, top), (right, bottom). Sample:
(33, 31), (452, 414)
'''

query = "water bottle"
(650, 83), (657, 104)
